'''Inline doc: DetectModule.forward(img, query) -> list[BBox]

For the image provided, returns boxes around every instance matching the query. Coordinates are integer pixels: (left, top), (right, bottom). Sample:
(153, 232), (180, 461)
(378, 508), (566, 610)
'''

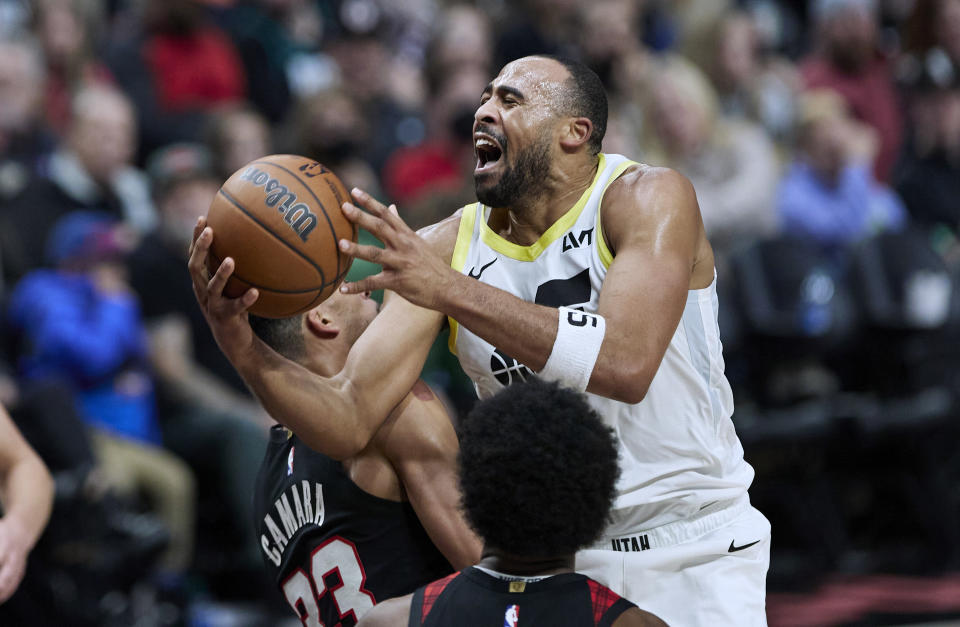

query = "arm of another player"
(614, 607), (670, 627)
(188, 216), (456, 459)
(339, 170), (705, 404)
(0, 404), (54, 603)
(355, 592), (413, 626)
(379, 381), (482, 569)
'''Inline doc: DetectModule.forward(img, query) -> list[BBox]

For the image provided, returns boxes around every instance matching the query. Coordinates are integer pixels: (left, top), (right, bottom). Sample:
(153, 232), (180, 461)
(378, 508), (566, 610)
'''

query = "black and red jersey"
(409, 567), (637, 627)
(253, 425), (453, 626)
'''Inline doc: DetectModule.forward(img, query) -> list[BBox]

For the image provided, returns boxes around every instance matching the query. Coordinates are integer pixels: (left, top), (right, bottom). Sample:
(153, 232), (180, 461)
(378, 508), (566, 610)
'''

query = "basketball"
(205, 154), (357, 318)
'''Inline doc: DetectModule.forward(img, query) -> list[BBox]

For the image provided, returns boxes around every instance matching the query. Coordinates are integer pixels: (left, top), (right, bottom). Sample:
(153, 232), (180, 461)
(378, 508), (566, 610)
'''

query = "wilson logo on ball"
(239, 166), (318, 241)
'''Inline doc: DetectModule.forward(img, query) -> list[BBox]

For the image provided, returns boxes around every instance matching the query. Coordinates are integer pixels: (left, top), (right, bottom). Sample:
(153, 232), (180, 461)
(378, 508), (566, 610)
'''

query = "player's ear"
(559, 117), (593, 152)
(306, 309), (340, 340)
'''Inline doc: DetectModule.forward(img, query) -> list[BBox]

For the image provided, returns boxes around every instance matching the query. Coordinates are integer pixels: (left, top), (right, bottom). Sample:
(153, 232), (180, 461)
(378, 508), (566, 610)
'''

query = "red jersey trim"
(420, 572), (460, 624)
(587, 579), (624, 625)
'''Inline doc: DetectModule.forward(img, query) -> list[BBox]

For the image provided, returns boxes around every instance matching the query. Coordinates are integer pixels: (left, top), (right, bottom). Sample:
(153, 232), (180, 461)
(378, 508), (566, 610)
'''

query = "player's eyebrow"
(481, 83), (527, 102)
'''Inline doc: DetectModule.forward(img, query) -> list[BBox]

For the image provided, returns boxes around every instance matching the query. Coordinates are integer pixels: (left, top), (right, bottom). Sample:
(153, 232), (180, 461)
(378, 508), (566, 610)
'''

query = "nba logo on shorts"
(503, 604), (518, 627)
(287, 446), (295, 476)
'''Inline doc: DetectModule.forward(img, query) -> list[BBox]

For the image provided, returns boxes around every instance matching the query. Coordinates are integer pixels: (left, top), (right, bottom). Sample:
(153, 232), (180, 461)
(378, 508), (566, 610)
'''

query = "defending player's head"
(458, 377), (620, 558)
(473, 55), (608, 209)
(250, 291), (378, 376)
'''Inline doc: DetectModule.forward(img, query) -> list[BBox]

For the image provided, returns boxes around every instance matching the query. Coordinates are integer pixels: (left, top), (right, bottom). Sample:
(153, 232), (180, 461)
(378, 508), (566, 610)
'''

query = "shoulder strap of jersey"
(595, 156), (641, 269)
(449, 203), (480, 274)
(587, 578), (638, 627)
(447, 203), (480, 355)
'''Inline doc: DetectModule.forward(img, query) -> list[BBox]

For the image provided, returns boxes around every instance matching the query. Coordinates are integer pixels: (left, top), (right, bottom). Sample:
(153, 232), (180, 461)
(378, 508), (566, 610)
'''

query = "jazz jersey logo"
(504, 603), (519, 627)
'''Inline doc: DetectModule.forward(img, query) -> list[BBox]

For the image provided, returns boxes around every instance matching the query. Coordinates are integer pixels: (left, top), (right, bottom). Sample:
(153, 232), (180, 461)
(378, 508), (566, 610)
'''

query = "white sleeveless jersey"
(448, 153), (755, 535)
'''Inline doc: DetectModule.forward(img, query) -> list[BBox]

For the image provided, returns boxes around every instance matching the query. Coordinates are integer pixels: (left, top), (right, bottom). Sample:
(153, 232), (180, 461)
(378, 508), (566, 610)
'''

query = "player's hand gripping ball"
(205, 154), (357, 318)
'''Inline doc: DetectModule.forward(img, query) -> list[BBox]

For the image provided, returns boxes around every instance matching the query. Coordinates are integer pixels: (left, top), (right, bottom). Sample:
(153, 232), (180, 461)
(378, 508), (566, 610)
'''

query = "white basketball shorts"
(575, 496), (771, 626)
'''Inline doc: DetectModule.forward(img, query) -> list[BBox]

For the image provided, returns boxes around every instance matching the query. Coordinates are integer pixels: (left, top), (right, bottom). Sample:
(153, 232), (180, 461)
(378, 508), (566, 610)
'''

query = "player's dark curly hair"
(458, 377), (620, 557)
(249, 314), (306, 362)
(535, 55), (608, 155)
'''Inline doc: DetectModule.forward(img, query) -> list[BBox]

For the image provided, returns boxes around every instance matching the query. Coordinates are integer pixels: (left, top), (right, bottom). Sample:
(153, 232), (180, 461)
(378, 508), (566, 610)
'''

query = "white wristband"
(538, 307), (606, 392)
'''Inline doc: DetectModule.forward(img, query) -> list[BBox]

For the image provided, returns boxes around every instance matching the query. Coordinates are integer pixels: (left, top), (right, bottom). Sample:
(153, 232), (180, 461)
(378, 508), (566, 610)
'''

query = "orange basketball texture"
(205, 155), (357, 318)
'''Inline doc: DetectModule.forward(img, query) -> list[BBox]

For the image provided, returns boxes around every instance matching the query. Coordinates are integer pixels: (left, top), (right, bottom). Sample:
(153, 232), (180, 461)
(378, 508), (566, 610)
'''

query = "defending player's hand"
(338, 188), (456, 312)
(188, 217), (259, 360)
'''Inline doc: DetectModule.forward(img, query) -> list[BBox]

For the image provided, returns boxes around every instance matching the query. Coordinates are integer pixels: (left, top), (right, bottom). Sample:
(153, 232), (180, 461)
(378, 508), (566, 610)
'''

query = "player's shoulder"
(415, 208), (466, 264)
(374, 380), (456, 462)
(602, 162), (699, 236)
(606, 163), (696, 210)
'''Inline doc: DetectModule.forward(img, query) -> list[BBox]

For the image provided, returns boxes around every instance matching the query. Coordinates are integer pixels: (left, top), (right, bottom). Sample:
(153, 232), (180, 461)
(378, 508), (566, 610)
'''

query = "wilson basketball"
(205, 154), (357, 318)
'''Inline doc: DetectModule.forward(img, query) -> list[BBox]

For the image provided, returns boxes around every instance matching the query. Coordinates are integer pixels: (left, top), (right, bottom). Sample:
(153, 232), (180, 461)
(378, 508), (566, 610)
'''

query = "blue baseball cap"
(45, 211), (126, 266)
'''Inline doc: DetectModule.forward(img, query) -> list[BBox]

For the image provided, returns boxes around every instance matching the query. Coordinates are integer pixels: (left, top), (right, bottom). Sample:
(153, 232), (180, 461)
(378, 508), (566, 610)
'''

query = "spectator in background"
(494, 0), (580, 70)
(639, 54), (780, 260)
(106, 0), (246, 159)
(379, 4), (495, 221)
(426, 4), (493, 81)
(324, 21), (424, 175)
(0, 35), (55, 201)
(936, 0), (960, 66)
(778, 89), (906, 253)
(894, 53), (960, 234)
(671, 0), (735, 70)
(128, 143), (268, 577)
(710, 10), (801, 143)
(205, 104), (272, 182)
(801, 0), (902, 182)
(577, 0), (645, 88)
(576, 0), (649, 158)
(287, 88), (380, 194)
(902, 0), (960, 69)
(1, 300), (176, 624)
(0, 86), (155, 285)
(32, 0), (112, 136)
(131, 142), (259, 408)
(5, 211), (194, 578)
(381, 65), (488, 225)
(212, 0), (309, 123)
(0, 402), (53, 605)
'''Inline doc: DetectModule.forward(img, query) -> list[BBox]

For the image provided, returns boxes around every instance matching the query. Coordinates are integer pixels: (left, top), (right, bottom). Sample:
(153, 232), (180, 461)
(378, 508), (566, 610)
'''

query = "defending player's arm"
(188, 215), (458, 458)
(616, 608), (671, 627)
(355, 593), (412, 626)
(0, 404), (54, 603)
(340, 171), (706, 404)
(378, 381), (482, 570)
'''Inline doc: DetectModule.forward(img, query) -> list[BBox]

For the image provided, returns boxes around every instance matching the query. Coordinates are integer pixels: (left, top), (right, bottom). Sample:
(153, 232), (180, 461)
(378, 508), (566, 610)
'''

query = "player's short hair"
(250, 315), (306, 362)
(458, 377), (620, 557)
(534, 55), (608, 155)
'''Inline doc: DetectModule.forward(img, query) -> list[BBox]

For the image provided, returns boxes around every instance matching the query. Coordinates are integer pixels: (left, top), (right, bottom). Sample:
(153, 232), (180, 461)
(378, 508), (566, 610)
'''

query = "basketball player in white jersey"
(189, 55), (770, 625)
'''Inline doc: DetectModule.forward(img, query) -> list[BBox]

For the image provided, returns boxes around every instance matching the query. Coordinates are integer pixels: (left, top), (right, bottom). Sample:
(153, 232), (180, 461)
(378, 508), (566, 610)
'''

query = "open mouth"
(475, 135), (503, 173)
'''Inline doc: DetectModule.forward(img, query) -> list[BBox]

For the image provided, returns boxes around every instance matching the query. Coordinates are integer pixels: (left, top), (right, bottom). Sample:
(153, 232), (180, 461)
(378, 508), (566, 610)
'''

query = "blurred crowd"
(1, 0), (959, 624)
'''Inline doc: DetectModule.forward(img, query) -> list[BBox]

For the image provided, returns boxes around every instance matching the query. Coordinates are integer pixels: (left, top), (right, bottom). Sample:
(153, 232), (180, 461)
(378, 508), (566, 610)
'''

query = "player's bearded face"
(474, 123), (551, 209)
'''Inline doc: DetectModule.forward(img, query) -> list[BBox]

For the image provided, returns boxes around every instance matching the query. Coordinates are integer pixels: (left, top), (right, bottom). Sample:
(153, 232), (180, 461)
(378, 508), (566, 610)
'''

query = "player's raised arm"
(378, 381), (482, 570)
(584, 166), (708, 402)
(338, 169), (706, 405)
(188, 215), (456, 458)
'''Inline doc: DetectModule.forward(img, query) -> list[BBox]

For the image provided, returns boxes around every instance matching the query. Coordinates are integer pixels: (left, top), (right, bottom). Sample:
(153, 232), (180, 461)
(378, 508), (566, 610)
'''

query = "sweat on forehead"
(488, 57), (571, 105)
(497, 56), (570, 85)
